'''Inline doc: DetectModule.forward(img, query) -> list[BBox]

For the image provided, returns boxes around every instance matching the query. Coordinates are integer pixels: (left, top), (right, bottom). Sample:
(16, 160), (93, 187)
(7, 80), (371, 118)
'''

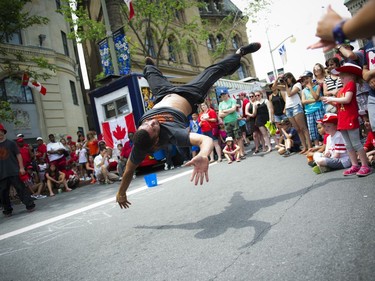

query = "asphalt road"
(0, 149), (374, 281)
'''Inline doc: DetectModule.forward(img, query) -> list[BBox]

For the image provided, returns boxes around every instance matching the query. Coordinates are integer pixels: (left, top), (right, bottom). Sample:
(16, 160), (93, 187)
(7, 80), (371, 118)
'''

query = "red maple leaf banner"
(113, 124), (126, 140)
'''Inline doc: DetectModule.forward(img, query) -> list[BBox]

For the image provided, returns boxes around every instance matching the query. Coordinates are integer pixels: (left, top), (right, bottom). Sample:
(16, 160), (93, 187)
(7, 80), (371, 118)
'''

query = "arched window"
(216, 34), (224, 45)
(0, 77), (34, 104)
(146, 30), (156, 58)
(207, 34), (215, 51)
(187, 41), (197, 65)
(237, 63), (247, 80)
(232, 35), (241, 50)
(168, 36), (177, 62)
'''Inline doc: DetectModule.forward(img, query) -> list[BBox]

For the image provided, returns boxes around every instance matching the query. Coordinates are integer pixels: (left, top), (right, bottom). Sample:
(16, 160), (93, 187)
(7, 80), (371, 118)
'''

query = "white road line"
(0, 164), (215, 241)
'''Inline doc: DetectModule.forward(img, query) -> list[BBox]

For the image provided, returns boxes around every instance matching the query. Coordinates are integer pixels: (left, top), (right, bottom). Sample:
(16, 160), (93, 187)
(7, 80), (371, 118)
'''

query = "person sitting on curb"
(312, 113), (351, 174)
(94, 147), (119, 184)
(222, 137), (240, 164)
(45, 163), (72, 196)
(116, 42), (262, 209)
(305, 122), (328, 167)
(277, 118), (302, 157)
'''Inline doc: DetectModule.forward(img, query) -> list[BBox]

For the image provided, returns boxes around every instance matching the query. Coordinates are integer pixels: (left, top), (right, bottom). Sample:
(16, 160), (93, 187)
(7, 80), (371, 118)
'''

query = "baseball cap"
(36, 137), (43, 141)
(17, 133), (24, 138)
(67, 135), (72, 139)
(300, 70), (313, 78)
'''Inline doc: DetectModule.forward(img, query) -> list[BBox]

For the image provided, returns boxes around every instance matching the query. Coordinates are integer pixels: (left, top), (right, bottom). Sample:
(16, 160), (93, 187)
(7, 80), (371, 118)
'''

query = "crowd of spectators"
(1, 36), (375, 216)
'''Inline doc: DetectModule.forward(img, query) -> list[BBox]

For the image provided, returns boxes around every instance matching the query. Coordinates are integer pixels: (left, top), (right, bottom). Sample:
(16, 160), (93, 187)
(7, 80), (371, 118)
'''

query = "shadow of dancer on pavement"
(135, 177), (354, 248)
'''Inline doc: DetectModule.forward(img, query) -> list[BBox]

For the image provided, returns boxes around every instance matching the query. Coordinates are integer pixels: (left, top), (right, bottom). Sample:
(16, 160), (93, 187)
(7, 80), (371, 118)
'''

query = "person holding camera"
(300, 71), (325, 147)
(274, 73), (312, 154)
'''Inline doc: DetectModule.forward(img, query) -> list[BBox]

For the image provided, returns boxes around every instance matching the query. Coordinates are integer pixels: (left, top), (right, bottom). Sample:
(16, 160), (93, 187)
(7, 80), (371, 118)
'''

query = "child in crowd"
(362, 113), (375, 167)
(21, 166), (47, 199)
(86, 155), (96, 184)
(37, 157), (47, 183)
(322, 63), (372, 177)
(189, 112), (201, 157)
(76, 142), (88, 180)
(222, 136), (240, 164)
(218, 122), (227, 149)
(277, 118), (301, 157)
(63, 163), (80, 189)
(311, 114), (351, 174)
(306, 122), (328, 166)
(69, 143), (78, 165)
(45, 163), (72, 196)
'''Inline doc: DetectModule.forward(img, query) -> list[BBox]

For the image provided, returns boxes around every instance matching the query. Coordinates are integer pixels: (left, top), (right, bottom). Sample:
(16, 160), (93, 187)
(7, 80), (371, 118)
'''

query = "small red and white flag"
(102, 113), (136, 148)
(123, 0), (135, 20)
(22, 73), (47, 95)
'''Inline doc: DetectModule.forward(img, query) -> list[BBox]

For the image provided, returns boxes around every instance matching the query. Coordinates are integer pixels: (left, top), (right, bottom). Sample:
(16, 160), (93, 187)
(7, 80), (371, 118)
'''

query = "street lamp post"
(266, 29), (295, 80)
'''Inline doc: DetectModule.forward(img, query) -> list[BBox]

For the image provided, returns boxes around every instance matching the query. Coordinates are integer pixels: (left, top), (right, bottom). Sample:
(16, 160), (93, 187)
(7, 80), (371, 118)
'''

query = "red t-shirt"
(121, 141), (133, 159)
(364, 131), (375, 151)
(336, 81), (359, 130)
(36, 143), (47, 160)
(199, 109), (218, 133)
(242, 98), (249, 116)
(19, 145), (31, 167)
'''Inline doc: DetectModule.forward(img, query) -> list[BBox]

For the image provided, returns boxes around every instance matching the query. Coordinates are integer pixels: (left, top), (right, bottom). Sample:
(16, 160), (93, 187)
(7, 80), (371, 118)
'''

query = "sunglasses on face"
(249, 95), (254, 98)
(255, 94), (261, 97)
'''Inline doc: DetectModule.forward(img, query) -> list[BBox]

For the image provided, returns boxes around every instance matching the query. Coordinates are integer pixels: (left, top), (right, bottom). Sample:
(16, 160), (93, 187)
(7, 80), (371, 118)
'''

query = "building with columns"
(0, 1), (89, 142)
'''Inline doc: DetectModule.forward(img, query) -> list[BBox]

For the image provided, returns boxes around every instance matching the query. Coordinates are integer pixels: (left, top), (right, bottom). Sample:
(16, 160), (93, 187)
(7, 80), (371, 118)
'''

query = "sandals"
(236, 158), (241, 162)
(228, 160), (233, 164)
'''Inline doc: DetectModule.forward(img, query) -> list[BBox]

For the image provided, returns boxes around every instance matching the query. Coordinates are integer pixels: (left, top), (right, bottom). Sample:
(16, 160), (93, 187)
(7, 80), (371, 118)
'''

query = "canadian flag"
(123, 0), (135, 20)
(21, 73), (47, 95)
(102, 113), (136, 148)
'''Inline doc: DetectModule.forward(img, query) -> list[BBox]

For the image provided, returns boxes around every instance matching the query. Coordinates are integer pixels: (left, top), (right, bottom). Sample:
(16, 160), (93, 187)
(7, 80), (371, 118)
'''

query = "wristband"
(332, 19), (351, 44)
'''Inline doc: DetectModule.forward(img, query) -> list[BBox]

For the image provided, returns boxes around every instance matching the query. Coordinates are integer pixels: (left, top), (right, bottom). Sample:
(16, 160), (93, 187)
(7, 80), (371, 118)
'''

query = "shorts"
(274, 114), (287, 123)
(286, 104), (303, 118)
(203, 130), (218, 141)
(224, 120), (242, 140)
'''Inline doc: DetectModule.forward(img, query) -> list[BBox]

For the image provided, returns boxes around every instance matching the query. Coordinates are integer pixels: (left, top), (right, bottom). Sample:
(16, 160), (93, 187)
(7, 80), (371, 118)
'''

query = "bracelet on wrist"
(333, 19), (352, 45)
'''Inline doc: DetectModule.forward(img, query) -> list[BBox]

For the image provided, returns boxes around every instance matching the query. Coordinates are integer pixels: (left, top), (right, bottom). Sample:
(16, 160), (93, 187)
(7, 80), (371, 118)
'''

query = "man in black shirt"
(0, 123), (35, 216)
(117, 43), (261, 209)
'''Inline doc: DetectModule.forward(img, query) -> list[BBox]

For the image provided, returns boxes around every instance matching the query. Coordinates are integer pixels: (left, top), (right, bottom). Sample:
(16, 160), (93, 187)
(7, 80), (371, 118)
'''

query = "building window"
(103, 97), (130, 120)
(69, 80), (78, 105)
(207, 34), (215, 51)
(237, 63), (247, 80)
(232, 35), (241, 49)
(168, 36), (177, 62)
(55, 0), (61, 10)
(145, 30), (156, 58)
(61, 31), (69, 56)
(0, 78), (34, 104)
(0, 30), (22, 45)
(187, 41), (196, 65)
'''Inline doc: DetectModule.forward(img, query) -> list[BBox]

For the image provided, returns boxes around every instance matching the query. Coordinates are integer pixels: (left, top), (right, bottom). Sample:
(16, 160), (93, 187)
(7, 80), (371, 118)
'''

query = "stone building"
(81, 0), (256, 88)
(0, 0), (89, 141)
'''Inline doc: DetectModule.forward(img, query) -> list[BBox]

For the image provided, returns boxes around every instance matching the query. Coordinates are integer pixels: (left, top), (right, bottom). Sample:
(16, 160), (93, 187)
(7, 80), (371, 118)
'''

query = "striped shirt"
(324, 75), (343, 93)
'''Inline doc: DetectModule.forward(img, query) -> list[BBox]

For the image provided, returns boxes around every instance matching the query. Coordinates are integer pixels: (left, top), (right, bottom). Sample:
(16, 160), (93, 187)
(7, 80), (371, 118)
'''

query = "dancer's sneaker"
(145, 57), (155, 66)
(236, 42), (261, 56)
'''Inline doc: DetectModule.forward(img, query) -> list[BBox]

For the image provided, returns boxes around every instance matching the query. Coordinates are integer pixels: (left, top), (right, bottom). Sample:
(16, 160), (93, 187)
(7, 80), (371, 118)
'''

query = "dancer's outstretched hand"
(184, 155), (210, 185)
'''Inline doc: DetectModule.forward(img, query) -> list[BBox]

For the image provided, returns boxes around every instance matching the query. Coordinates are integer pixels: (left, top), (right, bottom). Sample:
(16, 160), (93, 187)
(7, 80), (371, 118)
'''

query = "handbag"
(265, 121), (277, 136)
